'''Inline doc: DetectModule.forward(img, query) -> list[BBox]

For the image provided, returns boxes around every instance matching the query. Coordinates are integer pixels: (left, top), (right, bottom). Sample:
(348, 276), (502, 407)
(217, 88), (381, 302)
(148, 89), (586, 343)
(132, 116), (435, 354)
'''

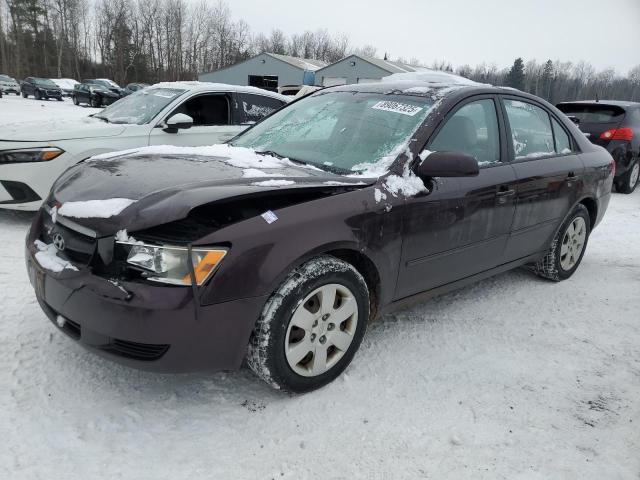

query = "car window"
(429, 99), (501, 166)
(557, 104), (626, 123)
(504, 99), (555, 160)
(551, 118), (572, 154)
(172, 94), (230, 126)
(237, 94), (285, 124)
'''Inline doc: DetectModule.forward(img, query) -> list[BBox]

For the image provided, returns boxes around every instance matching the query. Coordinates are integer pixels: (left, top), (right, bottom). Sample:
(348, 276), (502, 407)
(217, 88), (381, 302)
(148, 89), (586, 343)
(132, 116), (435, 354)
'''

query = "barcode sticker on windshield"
(372, 101), (423, 116)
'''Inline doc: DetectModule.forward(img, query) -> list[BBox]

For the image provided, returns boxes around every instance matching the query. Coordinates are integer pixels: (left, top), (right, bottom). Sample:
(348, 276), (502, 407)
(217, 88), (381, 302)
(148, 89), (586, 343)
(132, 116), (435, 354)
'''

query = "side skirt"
(380, 253), (542, 317)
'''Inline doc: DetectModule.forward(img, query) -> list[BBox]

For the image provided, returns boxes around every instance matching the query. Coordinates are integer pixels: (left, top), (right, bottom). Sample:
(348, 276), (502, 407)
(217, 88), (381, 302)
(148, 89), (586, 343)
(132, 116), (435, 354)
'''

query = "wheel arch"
(578, 196), (598, 229)
(263, 242), (383, 323)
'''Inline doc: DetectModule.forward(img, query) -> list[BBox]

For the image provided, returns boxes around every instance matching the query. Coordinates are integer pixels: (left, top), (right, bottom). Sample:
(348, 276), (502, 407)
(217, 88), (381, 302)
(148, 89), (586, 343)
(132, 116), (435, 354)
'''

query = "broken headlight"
(118, 242), (227, 286)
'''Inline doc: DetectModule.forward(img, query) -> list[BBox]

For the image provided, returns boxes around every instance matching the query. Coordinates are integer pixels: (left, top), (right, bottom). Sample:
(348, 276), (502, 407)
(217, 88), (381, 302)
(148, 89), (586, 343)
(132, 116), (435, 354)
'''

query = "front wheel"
(34, 90), (41, 100)
(72, 95), (79, 105)
(22, 91), (28, 98)
(531, 204), (591, 281)
(90, 96), (101, 108)
(247, 256), (369, 393)
(616, 159), (639, 194)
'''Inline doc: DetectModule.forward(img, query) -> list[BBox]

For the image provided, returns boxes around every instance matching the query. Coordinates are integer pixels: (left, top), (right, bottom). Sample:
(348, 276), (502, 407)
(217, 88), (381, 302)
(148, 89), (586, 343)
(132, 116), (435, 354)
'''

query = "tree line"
(1, 0), (638, 102)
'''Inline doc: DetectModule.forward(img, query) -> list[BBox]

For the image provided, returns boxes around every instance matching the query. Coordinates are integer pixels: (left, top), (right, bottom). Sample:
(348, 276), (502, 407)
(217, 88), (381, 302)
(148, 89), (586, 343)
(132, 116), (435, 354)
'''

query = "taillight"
(600, 128), (634, 141)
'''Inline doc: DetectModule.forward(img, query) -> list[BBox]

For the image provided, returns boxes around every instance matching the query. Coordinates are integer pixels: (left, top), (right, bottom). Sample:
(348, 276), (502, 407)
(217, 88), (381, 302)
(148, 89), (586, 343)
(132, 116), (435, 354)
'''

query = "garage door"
(357, 78), (381, 83)
(323, 77), (347, 87)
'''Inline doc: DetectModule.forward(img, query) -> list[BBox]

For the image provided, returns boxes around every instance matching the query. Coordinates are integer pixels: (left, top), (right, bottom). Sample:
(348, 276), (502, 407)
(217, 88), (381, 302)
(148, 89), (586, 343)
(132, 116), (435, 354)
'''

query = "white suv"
(0, 82), (288, 210)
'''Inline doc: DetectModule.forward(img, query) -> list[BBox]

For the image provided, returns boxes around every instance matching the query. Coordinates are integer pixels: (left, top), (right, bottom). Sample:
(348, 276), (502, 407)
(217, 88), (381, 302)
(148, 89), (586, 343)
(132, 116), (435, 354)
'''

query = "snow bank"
(34, 240), (78, 273)
(58, 198), (136, 219)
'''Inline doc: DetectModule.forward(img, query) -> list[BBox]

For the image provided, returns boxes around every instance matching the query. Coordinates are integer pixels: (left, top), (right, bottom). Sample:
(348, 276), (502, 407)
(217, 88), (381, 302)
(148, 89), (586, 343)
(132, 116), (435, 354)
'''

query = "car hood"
(0, 116), (127, 141)
(49, 151), (374, 236)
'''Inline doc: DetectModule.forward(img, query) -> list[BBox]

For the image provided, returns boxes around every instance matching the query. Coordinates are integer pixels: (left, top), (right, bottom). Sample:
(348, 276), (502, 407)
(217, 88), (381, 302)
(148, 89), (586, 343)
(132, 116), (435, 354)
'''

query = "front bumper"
(25, 230), (267, 373)
(0, 85), (19, 93)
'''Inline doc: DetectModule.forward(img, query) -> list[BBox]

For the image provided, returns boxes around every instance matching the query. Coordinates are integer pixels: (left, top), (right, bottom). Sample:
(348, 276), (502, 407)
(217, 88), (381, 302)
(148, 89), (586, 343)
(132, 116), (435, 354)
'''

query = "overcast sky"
(230, 0), (640, 73)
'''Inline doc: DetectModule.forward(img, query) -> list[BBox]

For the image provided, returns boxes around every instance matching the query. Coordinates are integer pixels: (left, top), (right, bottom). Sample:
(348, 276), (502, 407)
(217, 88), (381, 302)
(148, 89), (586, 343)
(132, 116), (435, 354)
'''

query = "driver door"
(148, 93), (243, 147)
(395, 96), (517, 299)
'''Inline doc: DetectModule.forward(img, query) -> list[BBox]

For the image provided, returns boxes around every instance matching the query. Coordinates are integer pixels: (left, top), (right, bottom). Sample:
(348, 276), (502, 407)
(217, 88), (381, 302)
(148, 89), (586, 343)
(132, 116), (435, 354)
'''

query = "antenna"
(595, 92), (599, 102)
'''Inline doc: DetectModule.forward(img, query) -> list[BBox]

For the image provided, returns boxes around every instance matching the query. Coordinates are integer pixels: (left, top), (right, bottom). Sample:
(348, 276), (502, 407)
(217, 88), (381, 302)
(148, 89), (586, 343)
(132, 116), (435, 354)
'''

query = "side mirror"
(416, 151), (480, 178)
(164, 113), (193, 133)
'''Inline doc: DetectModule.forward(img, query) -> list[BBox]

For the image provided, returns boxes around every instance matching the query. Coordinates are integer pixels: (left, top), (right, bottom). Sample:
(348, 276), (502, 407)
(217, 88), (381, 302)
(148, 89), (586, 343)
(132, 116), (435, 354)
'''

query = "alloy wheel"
(560, 217), (587, 271)
(285, 283), (358, 377)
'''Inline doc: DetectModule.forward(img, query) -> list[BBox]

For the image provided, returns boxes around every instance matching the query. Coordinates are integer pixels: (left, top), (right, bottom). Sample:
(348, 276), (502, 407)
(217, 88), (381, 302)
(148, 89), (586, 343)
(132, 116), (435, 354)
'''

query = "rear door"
(395, 96), (517, 299)
(149, 93), (241, 146)
(501, 96), (584, 261)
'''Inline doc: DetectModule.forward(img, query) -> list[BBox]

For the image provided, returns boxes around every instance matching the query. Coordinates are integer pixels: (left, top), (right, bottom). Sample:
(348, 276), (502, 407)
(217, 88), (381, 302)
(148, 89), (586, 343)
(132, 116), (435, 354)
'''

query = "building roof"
(266, 53), (328, 71)
(316, 54), (428, 74)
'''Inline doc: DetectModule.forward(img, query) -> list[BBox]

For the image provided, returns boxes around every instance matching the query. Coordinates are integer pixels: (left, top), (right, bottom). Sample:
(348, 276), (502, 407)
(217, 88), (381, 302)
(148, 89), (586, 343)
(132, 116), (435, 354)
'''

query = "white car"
(0, 82), (288, 210)
(51, 78), (80, 97)
(0, 74), (20, 95)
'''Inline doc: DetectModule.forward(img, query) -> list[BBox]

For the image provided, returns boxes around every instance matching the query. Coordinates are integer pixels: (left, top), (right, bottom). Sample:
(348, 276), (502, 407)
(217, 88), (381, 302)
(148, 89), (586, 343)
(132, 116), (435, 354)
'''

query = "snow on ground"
(0, 191), (638, 479)
(0, 94), (102, 124)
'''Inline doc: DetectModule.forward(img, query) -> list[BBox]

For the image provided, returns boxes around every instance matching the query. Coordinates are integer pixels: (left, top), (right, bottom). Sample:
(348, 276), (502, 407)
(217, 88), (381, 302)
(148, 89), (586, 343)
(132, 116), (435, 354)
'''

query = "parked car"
(557, 100), (640, 193)
(0, 74), (21, 95)
(51, 78), (80, 97)
(0, 82), (288, 210)
(21, 77), (63, 100)
(84, 78), (125, 97)
(123, 83), (149, 96)
(24, 79), (614, 393)
(72, 81), (121, 107)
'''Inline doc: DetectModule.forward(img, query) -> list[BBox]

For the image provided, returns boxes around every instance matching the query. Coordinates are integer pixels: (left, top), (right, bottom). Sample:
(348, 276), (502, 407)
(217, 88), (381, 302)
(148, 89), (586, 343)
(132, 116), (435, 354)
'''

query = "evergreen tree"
(506, 57), (525, 90)
(541, 59), (554, 101)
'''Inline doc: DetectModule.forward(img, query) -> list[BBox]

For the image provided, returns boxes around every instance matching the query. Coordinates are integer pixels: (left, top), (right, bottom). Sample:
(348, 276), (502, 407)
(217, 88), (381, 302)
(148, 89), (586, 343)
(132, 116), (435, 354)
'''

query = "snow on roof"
(267, 53), (328, 71)
(317, 55), (428, 74)
(382, 69), (479, 86)
(149, 81), (289, 101)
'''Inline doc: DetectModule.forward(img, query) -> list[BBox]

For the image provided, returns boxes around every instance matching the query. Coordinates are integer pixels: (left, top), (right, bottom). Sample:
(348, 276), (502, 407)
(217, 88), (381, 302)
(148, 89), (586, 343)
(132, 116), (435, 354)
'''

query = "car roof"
(149, 81), (289, 101)
(557, 100), (640, 109)
(326, 80), (508, 99)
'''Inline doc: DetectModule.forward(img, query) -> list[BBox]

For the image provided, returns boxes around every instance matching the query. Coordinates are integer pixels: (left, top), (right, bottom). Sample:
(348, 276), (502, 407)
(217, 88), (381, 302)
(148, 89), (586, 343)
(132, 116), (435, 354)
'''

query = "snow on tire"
(246, 255), (369, 393)
(532, 203), (591, 281)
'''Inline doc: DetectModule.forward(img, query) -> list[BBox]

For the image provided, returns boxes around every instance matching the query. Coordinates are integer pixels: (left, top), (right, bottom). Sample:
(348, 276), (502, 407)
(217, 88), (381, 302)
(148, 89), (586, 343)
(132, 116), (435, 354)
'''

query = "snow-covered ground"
(0, 94), (101, 123)
(1, 96), (639, 479)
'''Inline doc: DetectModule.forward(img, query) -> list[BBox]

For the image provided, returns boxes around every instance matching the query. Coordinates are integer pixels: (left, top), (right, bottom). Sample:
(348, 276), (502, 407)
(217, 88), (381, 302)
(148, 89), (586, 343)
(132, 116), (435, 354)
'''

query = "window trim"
(423, 94), (506, 169)
(499, 94), (580, 164)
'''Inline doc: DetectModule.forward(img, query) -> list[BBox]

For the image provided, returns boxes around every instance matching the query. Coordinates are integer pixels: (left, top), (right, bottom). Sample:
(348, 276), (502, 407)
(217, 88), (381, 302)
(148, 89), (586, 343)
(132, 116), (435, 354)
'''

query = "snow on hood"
(51, 149), (373, 236)
(0, 116), (126, 141)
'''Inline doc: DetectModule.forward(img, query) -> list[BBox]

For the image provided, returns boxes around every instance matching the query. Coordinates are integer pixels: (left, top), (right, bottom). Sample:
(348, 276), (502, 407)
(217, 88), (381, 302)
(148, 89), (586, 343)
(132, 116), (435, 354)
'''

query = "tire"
(90, 96), (101, 108)
(616, 159), (639, 194)
(22, 91), (28, 98)
(72, 95), (79, 106)
(247, 255), (369, 393)
(34, 90), (41, 100)
(57, 97), (63, 101)
(532, 204), (591, 281)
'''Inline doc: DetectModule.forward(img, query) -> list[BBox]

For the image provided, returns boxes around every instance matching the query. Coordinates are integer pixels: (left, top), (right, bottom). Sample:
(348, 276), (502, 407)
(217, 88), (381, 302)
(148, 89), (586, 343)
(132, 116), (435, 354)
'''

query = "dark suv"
(72, 82), (120, 107)
(21, 77), (63, 101)
(557, 101), (640, 193)
(83, 79), (125, 98)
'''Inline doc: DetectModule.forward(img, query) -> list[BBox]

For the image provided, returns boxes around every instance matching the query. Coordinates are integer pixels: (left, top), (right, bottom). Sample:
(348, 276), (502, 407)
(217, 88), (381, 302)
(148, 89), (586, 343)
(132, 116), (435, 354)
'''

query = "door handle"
(496, 186), (515, 204)
(566, 171), (577, 179)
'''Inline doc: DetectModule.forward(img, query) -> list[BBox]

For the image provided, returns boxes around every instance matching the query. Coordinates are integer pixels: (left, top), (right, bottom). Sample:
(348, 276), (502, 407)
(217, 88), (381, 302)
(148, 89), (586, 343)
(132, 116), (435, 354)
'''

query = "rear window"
(557, 104), (626, 123)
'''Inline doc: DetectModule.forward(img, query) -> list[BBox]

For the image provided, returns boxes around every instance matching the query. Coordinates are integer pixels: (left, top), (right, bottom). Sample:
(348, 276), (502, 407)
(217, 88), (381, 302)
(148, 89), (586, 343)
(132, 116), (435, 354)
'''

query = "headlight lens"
(0, 147), (64, 164)
(120, 242), (227, 286)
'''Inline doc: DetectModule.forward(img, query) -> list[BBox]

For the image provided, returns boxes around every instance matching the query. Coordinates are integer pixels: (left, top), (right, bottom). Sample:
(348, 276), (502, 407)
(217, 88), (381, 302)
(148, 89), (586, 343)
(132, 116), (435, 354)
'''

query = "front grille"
(100, 339), (169, 361)
(41, 210), (96, 267)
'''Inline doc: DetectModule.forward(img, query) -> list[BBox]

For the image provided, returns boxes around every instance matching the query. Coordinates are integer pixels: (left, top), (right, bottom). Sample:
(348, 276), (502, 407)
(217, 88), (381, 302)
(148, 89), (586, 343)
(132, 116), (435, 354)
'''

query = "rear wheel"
(532, 204), (591, 281)
(616, 159), (639, 194)
(247, 256), (369, 393)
